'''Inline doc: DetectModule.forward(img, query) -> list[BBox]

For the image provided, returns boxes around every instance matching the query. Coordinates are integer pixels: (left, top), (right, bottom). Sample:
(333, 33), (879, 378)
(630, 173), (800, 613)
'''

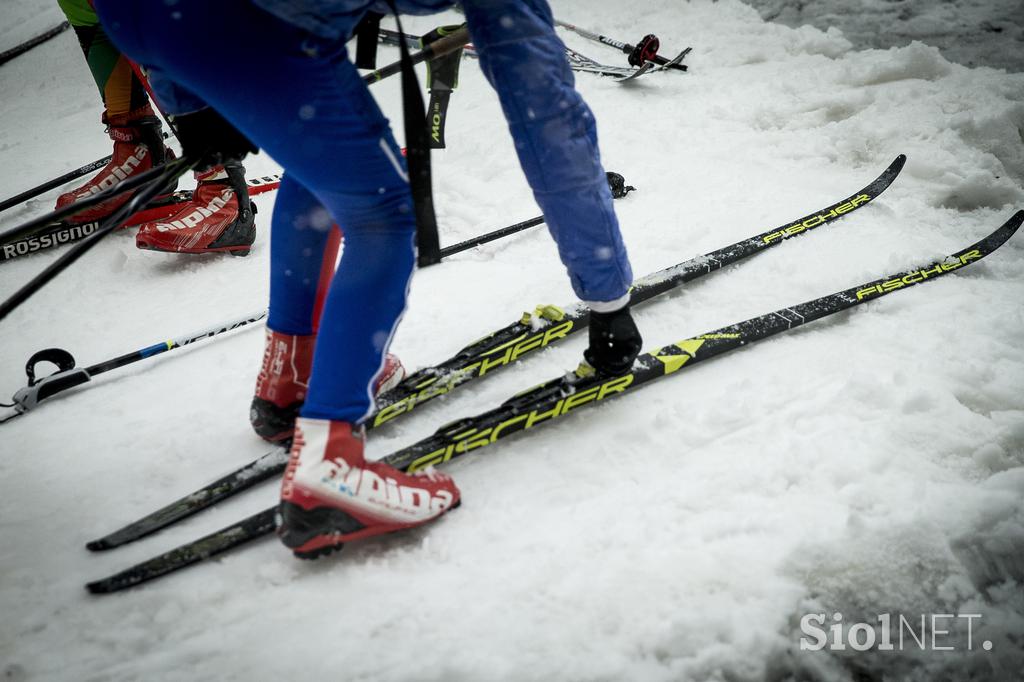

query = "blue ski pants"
(95, 0), (632, 423)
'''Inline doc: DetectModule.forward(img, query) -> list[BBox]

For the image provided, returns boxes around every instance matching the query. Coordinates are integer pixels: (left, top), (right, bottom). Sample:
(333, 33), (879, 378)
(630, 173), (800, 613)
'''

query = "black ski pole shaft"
(438, 171), (632, 259)
(0, 131), (171, 215)
(438, 215), (544, 259)
(88, 309), (267, 376)
(0, 155), (111, 214)
(0, 161), (174, 248)
(0, 157), (194, 323)
(0, 22), (70, 67)
(363, 24), (469, 83)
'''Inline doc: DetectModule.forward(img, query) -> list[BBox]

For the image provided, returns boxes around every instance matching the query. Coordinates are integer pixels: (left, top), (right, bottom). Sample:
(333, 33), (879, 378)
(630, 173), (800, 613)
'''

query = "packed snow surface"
(1, 1), (1023, 680)
(0, 4), (66, 57)
(744, 0), (1024, 73)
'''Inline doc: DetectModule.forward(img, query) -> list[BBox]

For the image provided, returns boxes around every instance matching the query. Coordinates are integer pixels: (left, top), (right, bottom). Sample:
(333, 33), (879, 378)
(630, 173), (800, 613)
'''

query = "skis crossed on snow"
(84, 155), (1023, 593)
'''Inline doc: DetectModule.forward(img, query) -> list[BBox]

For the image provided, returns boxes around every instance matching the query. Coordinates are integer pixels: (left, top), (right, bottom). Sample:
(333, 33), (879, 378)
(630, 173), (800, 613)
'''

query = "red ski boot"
(135, 161), (256, 255)
(250, 329), (405, 443)
(278, 417), (460, 558)
(56, 107), (173, 223)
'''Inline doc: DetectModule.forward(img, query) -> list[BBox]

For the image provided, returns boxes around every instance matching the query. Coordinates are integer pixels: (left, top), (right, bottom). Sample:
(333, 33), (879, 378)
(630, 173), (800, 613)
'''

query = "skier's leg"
(57, 0), (252, 248)
(94, 0), (458, 548)
(462, 0), (642, 374)
(97, 0), (417, 420)
(57, 0), (149, 117)
(460, 0), (633, 307)
(55, 0), (171, 221)
(260, 175), (344, 337)
(251, 174), (339, 443)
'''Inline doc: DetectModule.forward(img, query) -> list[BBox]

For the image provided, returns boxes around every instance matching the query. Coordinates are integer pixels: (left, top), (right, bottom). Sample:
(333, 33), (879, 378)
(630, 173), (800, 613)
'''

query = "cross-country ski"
(83, 208), (1023, 593)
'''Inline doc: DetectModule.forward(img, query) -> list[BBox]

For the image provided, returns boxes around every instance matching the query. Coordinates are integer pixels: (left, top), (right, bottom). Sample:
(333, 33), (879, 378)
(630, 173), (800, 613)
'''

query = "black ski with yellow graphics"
(85, 156), (906, 553)
(372, 154), (904, 428)
(85, 209), (1023, 593)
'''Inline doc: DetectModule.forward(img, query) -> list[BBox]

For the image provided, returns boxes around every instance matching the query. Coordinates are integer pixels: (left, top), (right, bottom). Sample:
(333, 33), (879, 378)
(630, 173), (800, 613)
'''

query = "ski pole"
(0, 22), (71, 67)
(0, 156), (195, 323)
(438, 215), (545, 259)
(0, 131), (173, 216)
(555, 19), (688, 72)
(379, 26), (481, 58)
(0, 156), (111, 215)
(438, 171), (635, 259)
(8, 309), (268, 414)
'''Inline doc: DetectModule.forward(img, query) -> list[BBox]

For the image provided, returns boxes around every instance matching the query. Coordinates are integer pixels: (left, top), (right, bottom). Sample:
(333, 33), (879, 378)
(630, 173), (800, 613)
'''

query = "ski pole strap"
(422, 25), (464, 150)
(426, 90), (452, 149)
(24, 348), (76, 386)
(385, 1), (442, 267)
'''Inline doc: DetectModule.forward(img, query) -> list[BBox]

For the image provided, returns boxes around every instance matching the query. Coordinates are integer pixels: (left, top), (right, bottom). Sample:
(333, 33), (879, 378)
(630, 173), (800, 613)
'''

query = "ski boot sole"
(279, 499), (461, 560)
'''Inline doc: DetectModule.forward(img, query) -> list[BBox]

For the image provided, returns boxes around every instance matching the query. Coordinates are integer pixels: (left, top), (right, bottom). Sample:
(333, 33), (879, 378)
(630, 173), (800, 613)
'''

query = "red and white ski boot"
(250, 329), (405, 443)
(278, 417), (460, 558)
(135, 161), (256, 255)
(56, 106), (173, 223)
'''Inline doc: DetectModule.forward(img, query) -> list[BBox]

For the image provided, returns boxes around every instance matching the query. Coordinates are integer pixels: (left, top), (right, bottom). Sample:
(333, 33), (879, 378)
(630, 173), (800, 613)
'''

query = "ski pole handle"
(12, 367), (91, 413)
(9, 309), (268, 415)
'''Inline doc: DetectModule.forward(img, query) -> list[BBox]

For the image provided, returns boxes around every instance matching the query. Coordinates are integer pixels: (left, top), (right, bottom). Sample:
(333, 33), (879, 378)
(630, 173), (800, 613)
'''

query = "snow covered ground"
(1, 1), (1023, 680)
(0, 4), (66, 58)
(744, 0), (1024, 73)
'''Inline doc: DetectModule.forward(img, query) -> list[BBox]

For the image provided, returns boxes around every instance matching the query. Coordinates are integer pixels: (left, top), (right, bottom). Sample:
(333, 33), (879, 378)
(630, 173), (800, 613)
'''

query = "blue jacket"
(253, 0), (455, 41)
